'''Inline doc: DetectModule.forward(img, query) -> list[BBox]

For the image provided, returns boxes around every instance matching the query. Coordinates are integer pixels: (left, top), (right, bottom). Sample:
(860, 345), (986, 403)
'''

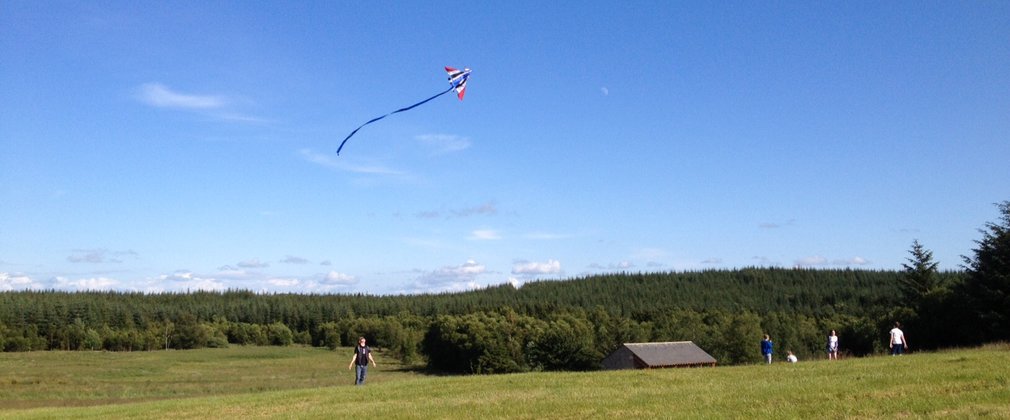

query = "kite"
(336, 66), (471, 155)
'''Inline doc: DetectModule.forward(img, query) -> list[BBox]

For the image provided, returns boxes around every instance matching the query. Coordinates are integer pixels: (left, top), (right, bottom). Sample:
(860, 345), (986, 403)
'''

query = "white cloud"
(470, 229), (501, 240)
(508, 259), (564, 288)
(794, 255), (828, 267)
(53, 276), (119, 291)
(158, 270), (227, 292)
(261, 272), (356, 293)
(268, 278), (300, 288)
(409, 259), (487, 293)
(137, 83), (226, 109)
(0, 272), (42, 291)
(322, 271), (357, 285)
(752, 256), (779, 266)
(794, 255), (871, 268)
(508, 277), (522, 288)
(833, 256), (870, 266)
(512, 259), (562, 275)
(416, 134), (471, 154)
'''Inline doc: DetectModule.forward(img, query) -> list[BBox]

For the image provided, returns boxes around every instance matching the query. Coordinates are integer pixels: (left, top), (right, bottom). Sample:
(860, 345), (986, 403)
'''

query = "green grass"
(2, 344), (1008, 419)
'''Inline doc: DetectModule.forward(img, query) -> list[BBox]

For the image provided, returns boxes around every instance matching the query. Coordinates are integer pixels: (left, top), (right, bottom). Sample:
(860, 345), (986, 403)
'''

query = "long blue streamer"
(336, 86), (455, 155)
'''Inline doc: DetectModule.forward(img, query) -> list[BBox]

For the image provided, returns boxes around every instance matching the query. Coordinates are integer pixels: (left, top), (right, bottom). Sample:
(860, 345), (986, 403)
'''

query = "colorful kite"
(336, 66), (471, 155)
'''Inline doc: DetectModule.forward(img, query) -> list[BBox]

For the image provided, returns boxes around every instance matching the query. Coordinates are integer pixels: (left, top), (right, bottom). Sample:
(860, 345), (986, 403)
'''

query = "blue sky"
(2, 1), (1008, 294)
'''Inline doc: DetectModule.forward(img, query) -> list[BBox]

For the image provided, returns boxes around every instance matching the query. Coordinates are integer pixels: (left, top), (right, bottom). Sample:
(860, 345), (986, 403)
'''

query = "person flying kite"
(336, 66), (471, 155)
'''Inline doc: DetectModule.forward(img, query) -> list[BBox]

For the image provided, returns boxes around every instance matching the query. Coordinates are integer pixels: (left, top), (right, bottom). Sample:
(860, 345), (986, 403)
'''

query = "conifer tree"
(900, 239), (942, 302)
(960, 200), (1010, 342)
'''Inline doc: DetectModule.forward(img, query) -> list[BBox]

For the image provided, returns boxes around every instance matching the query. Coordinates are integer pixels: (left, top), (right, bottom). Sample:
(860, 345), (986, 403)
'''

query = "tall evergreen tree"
(900, 239), (942, 302)
(960, 200), (1010, 343)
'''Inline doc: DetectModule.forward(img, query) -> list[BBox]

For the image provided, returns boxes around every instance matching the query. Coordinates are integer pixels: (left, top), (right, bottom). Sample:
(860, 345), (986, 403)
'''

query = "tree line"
(2, 201), (1008, 373)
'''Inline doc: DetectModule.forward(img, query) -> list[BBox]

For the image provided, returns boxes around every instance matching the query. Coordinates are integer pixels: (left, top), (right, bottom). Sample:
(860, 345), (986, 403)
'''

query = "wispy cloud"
(280, 255), (310, 265)
(157, 270), (227, 292)
(794, 255), (871, 268)
(752, 256), (779, 266)
(67, 249), (137, 264)
(136, 83), (268, 123)
(833, 256), (870, 266)
(415, 201), (497, 220)
(469, 229), (502, 240)
(297, 149), (405, 175)
(416, 134), (471, 154)
(588, 261), (634, 271)
(237, 258), (270, 268)
(137, 83), (226, 109)
(523, 232), (570, 240)
(794, 255), (828, 267)
(760, 219), (795, 229)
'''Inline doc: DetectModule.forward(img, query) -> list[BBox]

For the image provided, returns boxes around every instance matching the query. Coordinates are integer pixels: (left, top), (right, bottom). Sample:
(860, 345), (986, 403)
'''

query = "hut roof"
(622, 341), (716, 367)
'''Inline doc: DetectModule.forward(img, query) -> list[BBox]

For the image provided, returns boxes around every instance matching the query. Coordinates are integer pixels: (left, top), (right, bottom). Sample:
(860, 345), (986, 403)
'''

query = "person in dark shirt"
(348, 336), (377, 385)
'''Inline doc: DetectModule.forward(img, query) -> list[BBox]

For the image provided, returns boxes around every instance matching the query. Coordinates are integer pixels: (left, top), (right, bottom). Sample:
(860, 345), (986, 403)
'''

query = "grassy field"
(2, 344), (1008, 419)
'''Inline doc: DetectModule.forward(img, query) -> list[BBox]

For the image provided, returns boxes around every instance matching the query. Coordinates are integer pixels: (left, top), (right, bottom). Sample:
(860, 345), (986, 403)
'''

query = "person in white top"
(827, 330), (839, 360)
(786, 351), (798, 363)
(889, 322), (908, 355)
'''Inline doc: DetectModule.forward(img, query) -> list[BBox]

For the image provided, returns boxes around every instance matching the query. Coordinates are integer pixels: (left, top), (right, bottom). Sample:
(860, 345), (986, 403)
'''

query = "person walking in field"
(827, 330), (839, 360)
(761, 334), (773, 364)
(889, 322), (908, 356)
(348, 337), (377, 385)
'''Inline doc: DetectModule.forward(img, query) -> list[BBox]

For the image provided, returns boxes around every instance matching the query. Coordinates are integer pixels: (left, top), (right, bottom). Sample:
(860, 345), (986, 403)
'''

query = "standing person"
(889, 322), (908, 356)
(761, 334), (774, 364)
(827, 330), (839, 360)
(348, 337), (377, 385)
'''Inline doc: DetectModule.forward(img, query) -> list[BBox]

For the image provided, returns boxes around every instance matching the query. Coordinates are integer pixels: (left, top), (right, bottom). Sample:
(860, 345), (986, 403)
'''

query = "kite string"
(337, 86), (455, 155)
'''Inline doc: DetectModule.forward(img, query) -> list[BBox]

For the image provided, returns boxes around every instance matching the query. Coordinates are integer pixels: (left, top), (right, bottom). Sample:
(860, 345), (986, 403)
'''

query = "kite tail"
(336, 86), (455, 155)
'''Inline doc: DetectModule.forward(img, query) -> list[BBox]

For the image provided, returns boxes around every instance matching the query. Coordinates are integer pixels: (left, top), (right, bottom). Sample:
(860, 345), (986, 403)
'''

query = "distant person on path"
(786, 351), (798, 363)
(761, 334), (774, 364)
(889, 322), (908, 356)
(348, 337), (377, 385)
(827, 330), (839, 360)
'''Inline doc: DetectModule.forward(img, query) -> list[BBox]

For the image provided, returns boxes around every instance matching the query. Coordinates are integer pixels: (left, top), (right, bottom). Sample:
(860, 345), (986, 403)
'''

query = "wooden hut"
(601, 341), (717, 370)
